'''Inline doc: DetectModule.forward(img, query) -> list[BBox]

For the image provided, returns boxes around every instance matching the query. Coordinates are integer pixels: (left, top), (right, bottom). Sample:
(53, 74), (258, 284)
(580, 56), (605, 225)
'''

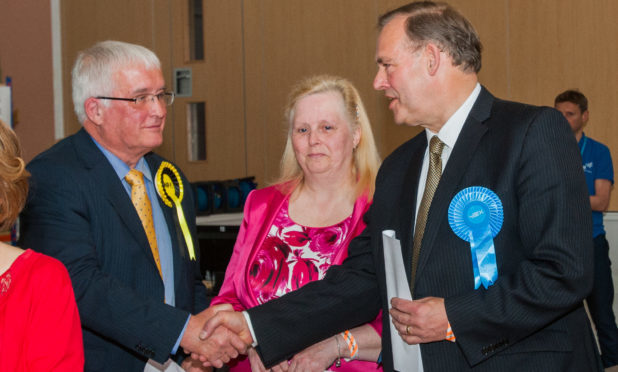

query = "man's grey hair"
(71, 40), (161, 123)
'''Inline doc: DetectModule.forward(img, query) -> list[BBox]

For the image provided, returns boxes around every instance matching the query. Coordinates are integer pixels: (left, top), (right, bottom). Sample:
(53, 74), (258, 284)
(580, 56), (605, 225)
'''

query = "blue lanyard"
(580, 136), (587, 157)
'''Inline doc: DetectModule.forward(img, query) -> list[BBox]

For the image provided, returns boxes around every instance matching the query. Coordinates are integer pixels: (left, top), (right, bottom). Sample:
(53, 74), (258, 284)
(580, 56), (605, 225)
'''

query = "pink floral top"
(249, 199), (354, 304)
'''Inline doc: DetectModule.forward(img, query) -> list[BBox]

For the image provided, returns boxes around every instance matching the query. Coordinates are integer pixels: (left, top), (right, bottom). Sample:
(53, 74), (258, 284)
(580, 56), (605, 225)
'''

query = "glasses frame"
(95, 91), (175, 106)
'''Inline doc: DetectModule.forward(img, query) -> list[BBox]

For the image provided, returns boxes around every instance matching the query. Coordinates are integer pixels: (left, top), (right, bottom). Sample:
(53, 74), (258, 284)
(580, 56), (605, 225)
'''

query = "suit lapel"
(73, 129), (157, 268)
(414, 88), (494, 287)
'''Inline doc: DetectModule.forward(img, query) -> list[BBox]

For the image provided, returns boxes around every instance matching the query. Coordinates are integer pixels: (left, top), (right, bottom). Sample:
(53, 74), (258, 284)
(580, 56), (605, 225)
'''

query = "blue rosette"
(448, 186), (503, 289)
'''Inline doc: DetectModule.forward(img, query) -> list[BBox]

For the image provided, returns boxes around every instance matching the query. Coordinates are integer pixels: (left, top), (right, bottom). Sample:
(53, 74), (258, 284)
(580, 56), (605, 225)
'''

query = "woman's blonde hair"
(275, 75), (380, 200)
(0, 120), (29, 230)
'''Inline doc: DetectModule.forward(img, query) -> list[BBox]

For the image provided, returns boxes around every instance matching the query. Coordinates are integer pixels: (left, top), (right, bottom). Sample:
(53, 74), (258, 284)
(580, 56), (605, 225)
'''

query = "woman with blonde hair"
(0, 120), (84, 371)
(211, 75), (383, 371)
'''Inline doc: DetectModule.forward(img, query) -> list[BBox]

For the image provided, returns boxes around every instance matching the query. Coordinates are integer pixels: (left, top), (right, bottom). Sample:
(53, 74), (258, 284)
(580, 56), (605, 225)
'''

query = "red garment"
(0, 249), (84, 371)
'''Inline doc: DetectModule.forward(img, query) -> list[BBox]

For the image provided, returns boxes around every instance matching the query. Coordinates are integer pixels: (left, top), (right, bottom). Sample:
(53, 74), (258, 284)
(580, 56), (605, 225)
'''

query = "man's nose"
(149, 96), (166, 116)
(373, 69), (388, 90)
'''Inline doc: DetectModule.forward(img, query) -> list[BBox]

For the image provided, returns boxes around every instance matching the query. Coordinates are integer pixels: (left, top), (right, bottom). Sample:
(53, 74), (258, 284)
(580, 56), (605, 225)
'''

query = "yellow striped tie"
(125, 169), (162, 279)
(410, 136), (445, 290)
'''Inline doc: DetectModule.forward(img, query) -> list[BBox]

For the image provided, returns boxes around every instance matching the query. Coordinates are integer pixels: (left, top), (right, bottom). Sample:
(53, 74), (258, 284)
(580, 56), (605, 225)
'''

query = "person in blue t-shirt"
(556, 89), (616, 368)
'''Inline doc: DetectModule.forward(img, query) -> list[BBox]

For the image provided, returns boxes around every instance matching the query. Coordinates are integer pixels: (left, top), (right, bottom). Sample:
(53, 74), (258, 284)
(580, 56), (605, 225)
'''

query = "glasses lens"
(163, 92), (175, 106)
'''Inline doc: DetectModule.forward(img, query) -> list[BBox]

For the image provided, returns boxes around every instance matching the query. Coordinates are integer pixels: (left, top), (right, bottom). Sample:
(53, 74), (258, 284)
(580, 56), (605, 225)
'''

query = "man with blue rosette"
(197, 2), (603, 371)
(555, 89), (617, 369)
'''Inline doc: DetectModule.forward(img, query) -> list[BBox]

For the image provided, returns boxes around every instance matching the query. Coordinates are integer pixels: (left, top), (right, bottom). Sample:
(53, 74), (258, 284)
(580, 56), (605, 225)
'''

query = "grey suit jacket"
(248, 87), (602, 371)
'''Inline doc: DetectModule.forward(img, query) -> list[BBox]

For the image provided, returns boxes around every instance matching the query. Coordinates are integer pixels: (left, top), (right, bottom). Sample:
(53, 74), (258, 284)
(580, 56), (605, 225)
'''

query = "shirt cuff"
(172, 315), (191, 354)
(242, 311), (259, 347)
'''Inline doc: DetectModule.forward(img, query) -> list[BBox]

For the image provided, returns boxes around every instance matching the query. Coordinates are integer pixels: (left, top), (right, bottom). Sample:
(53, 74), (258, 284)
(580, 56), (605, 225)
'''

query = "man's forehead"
(556, 101), (581, 112)
(375, 16), (411, 60)
(112, 66), (165, 92)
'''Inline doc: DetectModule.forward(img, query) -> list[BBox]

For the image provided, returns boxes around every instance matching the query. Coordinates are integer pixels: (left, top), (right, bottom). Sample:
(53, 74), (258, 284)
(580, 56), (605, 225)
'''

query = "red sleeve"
(26, 256), (84, 371)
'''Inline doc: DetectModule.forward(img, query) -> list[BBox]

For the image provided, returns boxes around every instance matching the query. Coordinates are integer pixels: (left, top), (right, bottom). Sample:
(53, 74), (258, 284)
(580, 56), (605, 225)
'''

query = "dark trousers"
(588, 234), (618, 367)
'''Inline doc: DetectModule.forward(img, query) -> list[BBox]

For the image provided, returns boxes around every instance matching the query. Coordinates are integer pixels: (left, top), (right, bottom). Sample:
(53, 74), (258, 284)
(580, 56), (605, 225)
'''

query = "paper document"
(382, 230), (424, 372)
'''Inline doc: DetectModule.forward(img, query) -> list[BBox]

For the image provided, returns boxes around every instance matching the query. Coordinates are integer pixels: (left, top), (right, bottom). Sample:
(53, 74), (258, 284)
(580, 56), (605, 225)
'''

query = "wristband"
(445, 322), (456, 342)
(341, 330), (358, 361)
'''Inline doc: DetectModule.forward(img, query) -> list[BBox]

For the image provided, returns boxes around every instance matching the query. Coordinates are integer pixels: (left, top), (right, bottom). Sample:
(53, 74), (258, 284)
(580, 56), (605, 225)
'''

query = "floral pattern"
(250, 200), (353, 304)
(0, 273), (11, 295)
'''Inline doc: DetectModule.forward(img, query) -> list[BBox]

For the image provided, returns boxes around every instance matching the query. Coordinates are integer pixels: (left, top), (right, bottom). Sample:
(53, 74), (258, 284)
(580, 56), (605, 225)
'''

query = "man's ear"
(84, 97), (104, 125)
(582, 110), (590, 124)
(425, 43), (441, 76)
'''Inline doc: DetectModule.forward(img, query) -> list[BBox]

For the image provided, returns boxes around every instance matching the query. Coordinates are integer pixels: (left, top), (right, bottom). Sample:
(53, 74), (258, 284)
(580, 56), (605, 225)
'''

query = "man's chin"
(392, 114), (409, 126)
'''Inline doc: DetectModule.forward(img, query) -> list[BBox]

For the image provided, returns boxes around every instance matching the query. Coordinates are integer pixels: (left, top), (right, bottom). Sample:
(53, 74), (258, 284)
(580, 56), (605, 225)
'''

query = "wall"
(2, 0), (617, 211)
(0, 0), (55, 162)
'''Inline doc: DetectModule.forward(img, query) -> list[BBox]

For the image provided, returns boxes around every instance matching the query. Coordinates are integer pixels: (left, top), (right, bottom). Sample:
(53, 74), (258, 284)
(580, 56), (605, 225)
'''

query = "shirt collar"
(91, 137), (152, 182)
(425, 82), (481, 148)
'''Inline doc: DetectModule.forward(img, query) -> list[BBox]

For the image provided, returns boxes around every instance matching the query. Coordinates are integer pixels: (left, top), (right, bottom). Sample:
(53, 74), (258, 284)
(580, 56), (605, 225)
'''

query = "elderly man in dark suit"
(19, 40), (240, 371)
(199, 2), (603, 371)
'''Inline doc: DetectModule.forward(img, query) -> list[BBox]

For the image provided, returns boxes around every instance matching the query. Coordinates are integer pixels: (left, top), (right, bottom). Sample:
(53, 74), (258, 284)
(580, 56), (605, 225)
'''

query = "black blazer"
(20, 128), (208, 371)
(248, 87), (602, 371)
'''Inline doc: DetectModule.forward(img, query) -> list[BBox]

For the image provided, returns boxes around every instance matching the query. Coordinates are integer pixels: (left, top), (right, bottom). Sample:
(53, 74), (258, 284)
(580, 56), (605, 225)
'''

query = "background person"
(200, 2), (603, 371)
(555, 89), (617, 369)
(18, 40), (237, 371)
(0, 119), (84, 371)
(210, 75), (382, 371)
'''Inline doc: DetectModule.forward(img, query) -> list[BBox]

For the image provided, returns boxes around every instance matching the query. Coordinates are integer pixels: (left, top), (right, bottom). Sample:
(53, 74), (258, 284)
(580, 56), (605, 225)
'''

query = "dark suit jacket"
(248, 87), (602, 371)
(20, 128), (208, 371)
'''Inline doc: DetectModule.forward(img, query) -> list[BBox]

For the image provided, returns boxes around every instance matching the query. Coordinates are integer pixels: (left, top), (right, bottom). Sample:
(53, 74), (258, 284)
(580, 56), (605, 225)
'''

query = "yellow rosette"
(155, 161), (196, 260)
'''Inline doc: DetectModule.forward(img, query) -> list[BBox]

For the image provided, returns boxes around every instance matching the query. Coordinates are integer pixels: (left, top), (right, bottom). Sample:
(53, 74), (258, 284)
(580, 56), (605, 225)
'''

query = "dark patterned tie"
(125, 169), (162, 279)
(410, 136), (445, 290)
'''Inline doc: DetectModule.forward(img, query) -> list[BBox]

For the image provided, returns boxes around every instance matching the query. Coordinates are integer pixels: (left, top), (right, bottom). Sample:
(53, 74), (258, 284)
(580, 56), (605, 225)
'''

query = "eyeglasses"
(96, 91), (175, 107)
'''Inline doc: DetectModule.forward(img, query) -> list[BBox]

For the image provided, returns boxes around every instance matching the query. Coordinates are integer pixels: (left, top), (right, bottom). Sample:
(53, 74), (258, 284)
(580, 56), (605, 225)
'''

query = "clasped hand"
(180, 305), (254, 368)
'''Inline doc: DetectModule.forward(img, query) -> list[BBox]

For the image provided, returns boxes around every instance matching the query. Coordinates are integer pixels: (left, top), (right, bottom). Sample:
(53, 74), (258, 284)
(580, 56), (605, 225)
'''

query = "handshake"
(180, 304), (253, 369)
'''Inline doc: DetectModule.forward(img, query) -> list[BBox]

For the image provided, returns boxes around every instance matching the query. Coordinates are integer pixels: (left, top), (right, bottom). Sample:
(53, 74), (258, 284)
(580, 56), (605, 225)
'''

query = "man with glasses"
(19, 40), (239, 371)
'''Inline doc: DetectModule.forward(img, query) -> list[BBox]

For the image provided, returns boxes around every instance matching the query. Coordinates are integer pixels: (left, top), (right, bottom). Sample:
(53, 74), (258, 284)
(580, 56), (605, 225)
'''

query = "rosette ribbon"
(155, 162), (196, 261)
(448, 186), (503, 289)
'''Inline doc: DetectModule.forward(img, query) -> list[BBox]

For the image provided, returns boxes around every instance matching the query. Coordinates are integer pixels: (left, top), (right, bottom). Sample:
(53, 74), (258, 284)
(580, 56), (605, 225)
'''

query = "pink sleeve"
(368, 310), (383, 336)
(210, 191), (256, 311)
(27, 256), (84, 371)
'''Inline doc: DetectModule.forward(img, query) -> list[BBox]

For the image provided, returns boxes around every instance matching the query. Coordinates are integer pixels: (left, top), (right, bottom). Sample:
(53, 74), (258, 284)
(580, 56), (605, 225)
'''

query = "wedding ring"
(406, 325), (411, 335)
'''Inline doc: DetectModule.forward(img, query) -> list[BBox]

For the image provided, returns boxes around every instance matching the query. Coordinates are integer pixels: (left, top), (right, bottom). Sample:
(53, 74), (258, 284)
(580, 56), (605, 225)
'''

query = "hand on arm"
(288, 322), (381, 371)
(288, 336), (337, 372)
(390, 297), (449, 345)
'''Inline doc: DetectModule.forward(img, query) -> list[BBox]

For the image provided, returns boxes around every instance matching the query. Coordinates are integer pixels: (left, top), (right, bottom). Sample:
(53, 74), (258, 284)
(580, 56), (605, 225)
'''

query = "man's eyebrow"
(376, 56), (393, 64)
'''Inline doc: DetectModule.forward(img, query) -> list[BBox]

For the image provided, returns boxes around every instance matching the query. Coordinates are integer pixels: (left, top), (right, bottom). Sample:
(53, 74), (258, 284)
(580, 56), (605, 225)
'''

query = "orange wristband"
(445, 322), (456, 342)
